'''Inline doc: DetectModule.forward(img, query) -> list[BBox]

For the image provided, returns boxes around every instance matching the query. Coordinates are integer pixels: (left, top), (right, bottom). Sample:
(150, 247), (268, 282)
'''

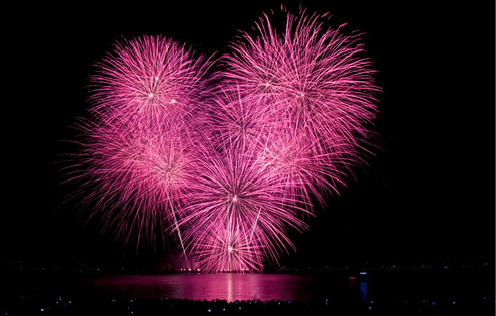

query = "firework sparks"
(224, 7), (378, 195)
(66, 8), (378, 271)
(71, 120), (199, 247)
(178, 143), (309, 272)
(67, 35), (214, 252)
(89, 35), (213, 128)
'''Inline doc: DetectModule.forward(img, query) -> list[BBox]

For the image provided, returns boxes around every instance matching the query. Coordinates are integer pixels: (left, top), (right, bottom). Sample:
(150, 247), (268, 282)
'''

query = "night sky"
(2, 2), (494, 269)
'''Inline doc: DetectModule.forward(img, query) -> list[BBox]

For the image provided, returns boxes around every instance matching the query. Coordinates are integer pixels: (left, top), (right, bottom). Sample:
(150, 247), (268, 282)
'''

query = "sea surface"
(83, 273), (334, 302)
(0, 270), (494, 315)
(2, 269), (492, 304)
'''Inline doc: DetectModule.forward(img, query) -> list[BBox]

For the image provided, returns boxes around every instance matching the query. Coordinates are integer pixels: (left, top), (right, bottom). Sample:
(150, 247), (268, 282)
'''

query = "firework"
(72, 120), (193, 247)
(68, 35), (214, 250)
(178, 142), (309, 272)
(224, 7), (378, 197)
(67, 8), (378, 271)
(89, 35), (214, 130)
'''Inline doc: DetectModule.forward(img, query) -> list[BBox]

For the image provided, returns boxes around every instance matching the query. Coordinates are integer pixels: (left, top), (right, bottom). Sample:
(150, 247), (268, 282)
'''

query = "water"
(78, 270), (494, 306)
(3, 271), (493, 304)
(82, 274), (331, 302)
(1, 271), (494, 314)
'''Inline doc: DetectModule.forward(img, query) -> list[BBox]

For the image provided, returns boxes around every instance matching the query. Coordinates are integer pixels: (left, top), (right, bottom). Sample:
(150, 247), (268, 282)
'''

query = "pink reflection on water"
(85, 274), (314, 302)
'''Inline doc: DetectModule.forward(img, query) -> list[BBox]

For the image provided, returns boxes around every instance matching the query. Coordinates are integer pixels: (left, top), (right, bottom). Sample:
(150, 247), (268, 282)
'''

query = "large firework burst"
(178, 142), (309, 272)
(67, 35), (213, 250)
(224, 8), (378, 196)
(66, 8), (378, 271)
(89, 35), (213, 127)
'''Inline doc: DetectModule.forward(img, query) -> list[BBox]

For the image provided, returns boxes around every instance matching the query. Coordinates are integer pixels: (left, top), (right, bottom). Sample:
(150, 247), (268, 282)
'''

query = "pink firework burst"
(72, 119), (199, 247)
(223, 7), (379, 196)
(65, 8), (379, 270)
(89, 35), (214, 128)
(191, 221), (265, 272)
(67, 35), (214, 249)
(178, 143), (309, 272)
(208, 85), (332, 212)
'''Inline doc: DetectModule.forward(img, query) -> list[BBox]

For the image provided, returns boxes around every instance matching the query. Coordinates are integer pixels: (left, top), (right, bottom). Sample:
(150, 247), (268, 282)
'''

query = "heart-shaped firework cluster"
(70, 8), (379, 272)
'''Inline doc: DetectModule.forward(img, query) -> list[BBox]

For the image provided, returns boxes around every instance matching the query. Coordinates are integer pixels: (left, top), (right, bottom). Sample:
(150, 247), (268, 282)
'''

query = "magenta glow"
(66, 8), (379, 271)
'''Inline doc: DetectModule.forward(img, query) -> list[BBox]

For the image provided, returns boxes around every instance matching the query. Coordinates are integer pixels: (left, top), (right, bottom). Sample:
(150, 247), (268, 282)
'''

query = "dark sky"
(2, 1), (494, 268)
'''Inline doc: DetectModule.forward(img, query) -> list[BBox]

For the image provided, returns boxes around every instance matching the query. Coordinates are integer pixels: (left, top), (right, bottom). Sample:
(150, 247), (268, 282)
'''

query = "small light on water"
(369, 306), (371, 310)
(207, 309), (211, 312)
(432, 302), (436, 306)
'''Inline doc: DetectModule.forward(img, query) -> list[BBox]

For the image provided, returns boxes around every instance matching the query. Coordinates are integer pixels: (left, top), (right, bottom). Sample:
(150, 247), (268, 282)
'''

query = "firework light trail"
(178, 142), (310, 272)
(223, 8), (378, 199)
(66, 35), (214, 256)
(67, 7), (378, 272)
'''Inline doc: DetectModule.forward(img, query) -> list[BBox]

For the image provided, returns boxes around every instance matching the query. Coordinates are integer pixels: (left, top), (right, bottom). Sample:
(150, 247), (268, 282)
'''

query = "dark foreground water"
(0, 270), (494, 315)
(84, 273), (325, 302)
